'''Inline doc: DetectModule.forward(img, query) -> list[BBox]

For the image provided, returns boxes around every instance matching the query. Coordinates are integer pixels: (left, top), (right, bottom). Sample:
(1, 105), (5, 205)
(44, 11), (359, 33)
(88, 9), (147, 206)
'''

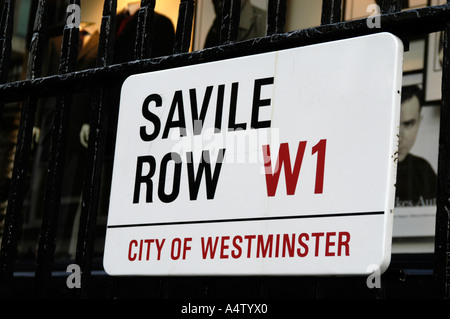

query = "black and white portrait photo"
(393, 73), (440, 241)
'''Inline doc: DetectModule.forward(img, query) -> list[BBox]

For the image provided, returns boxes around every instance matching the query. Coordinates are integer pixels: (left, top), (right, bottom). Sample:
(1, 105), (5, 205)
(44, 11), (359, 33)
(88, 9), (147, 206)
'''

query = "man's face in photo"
(398, 94), (422, 162)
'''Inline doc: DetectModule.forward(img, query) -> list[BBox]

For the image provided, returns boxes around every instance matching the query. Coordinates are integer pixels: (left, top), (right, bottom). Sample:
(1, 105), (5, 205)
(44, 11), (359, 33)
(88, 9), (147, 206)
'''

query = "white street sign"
(103, 33), (403, 276)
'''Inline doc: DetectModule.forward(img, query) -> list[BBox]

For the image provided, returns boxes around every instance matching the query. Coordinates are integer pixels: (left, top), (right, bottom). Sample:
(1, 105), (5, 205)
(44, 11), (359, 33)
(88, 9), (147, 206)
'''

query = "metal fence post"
(0, 0), (47, 297)
(434, 17), (450, 299)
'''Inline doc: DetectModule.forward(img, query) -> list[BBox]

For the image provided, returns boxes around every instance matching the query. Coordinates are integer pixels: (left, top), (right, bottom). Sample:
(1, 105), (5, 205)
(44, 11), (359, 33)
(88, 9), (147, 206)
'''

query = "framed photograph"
(344, 0), (379, 20)
(393, 72), (440, 241)
(425, 0), (445, 102)
(344, 0), (428, 73)
(343, 0), (428, 21)
(193, 0), (268, 51)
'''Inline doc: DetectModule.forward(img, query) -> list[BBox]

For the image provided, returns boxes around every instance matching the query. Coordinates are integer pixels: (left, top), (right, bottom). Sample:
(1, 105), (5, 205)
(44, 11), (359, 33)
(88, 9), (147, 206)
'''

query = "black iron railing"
(0, 0), (448, 299)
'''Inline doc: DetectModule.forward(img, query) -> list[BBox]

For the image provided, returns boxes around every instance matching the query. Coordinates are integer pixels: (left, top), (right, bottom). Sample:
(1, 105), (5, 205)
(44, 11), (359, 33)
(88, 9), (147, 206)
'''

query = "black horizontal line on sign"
(107, 211), (384, 229)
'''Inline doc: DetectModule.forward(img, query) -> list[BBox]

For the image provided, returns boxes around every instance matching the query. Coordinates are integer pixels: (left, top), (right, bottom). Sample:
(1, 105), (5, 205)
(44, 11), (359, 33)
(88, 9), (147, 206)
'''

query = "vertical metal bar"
(220, 0), (241, 45)
(95, 0), (116, 68)
(380, 0), (402, 14)
(0, 0), (47, 297)
(0, 0), (14, 290)
(0, 0), (14, 83)
(173, 0), (195, 54)
(321, 0), (342, 25)
(434, 19), (450, 299)
(75, 0), (116, 299)
(0, 0), (14, 132)
(25, 1), (47, 81)
(267, 0), (286, 36)
(135, 0), (156, 60)
(33, 0), (80, 297)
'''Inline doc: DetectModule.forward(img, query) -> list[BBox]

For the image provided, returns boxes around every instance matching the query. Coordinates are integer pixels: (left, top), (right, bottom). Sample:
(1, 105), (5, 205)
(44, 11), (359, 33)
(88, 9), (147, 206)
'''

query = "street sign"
(103, 33), (403, 276)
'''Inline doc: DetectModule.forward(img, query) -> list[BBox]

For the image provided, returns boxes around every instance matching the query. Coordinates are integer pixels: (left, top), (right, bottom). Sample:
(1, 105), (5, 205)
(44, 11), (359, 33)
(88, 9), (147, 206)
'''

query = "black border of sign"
(107, 211), (385, 229)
